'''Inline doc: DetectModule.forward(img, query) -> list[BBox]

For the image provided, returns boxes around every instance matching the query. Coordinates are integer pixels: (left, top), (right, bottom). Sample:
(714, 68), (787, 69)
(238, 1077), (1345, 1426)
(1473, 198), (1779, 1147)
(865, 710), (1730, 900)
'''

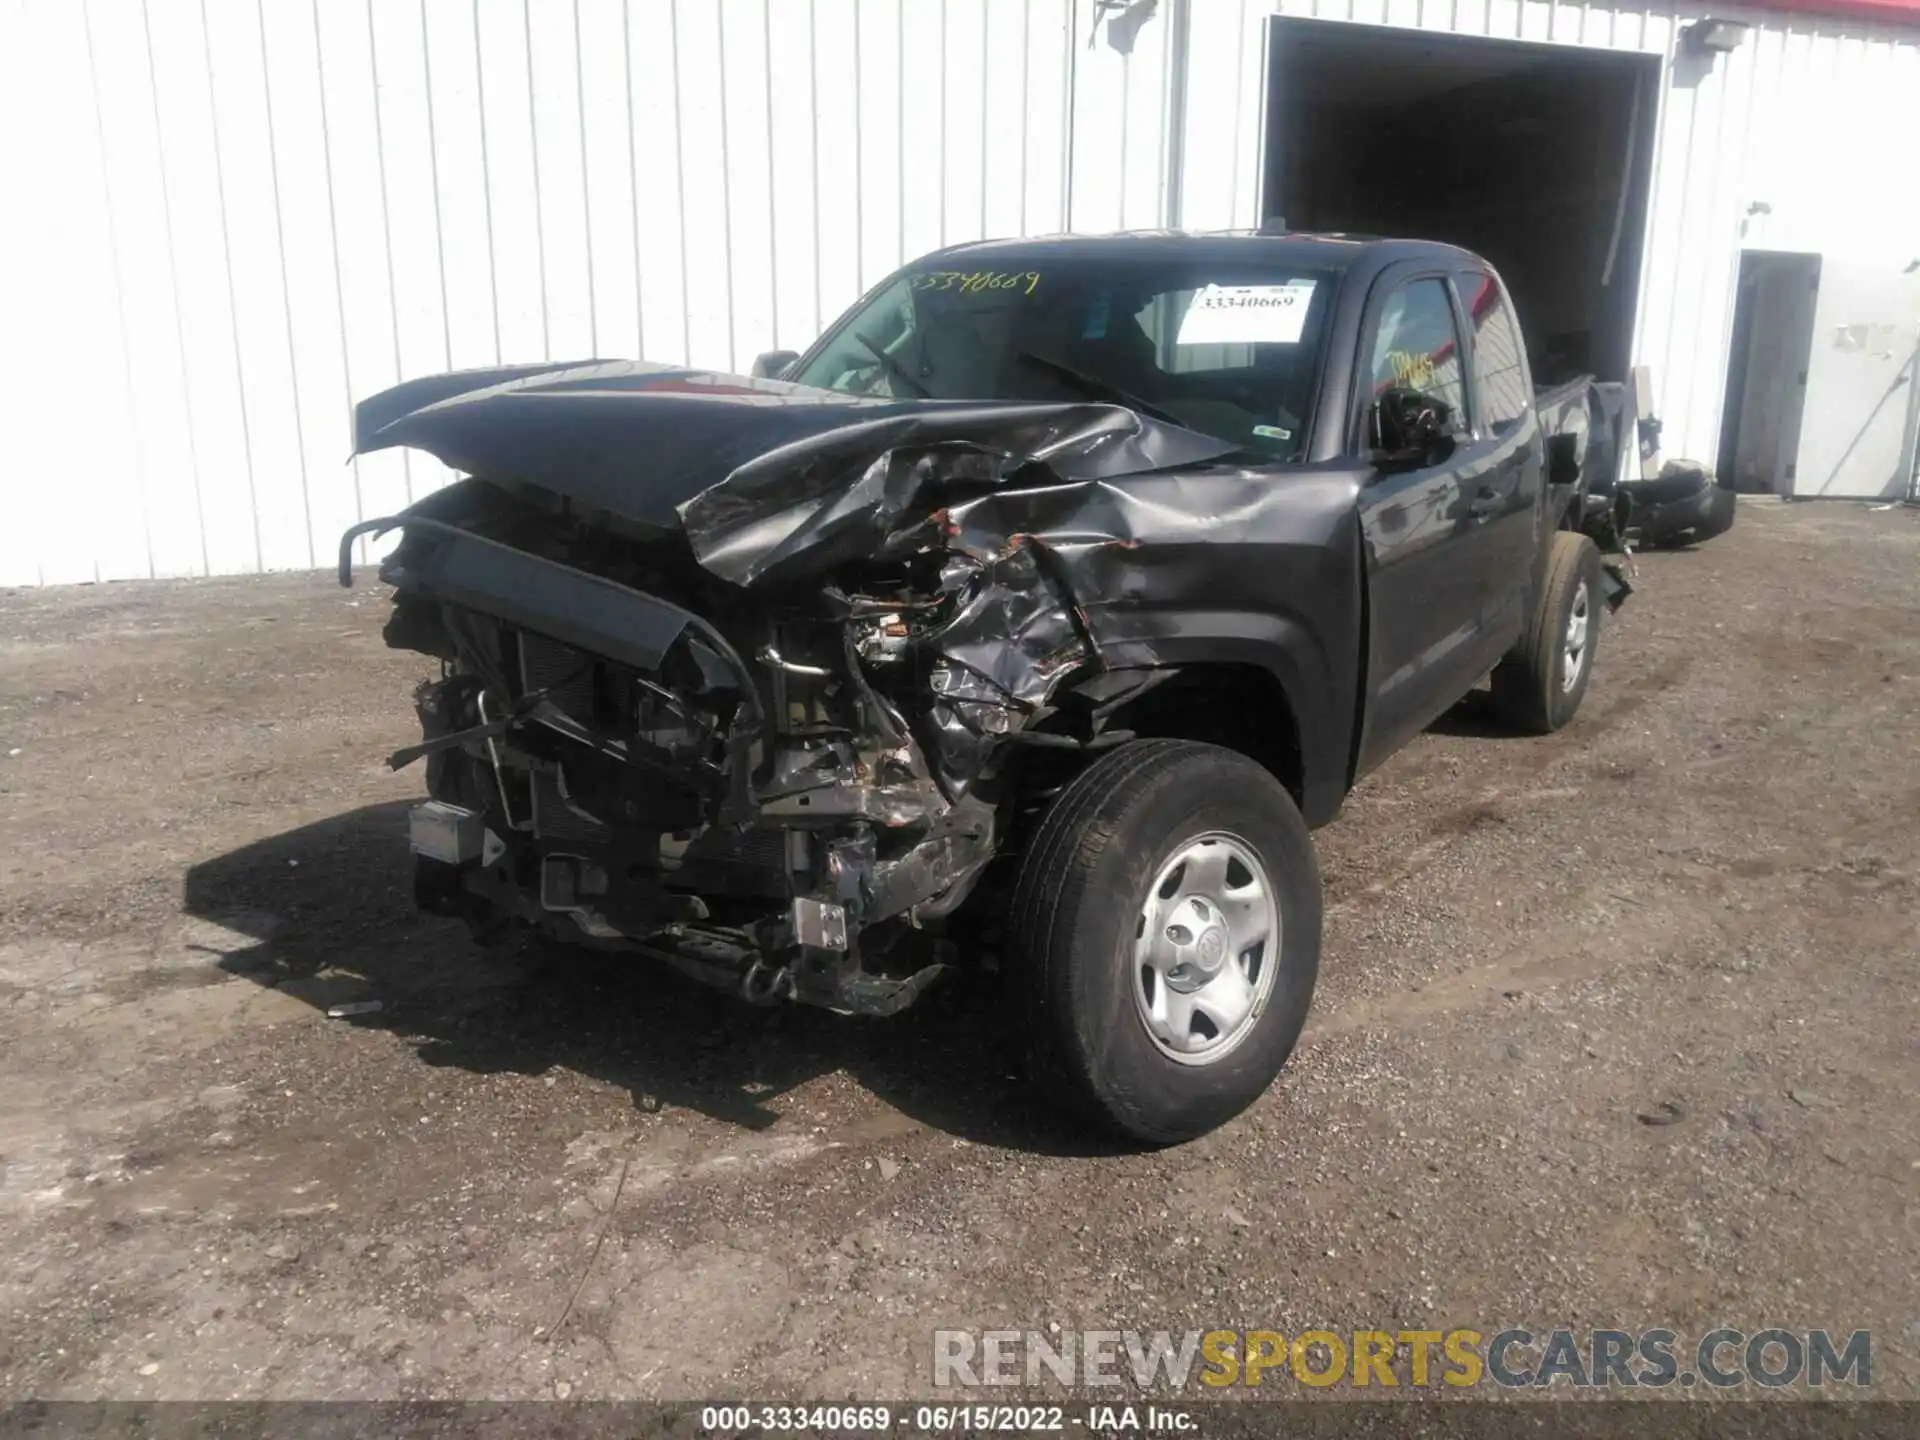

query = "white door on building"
(1788, 261), (1920, 500)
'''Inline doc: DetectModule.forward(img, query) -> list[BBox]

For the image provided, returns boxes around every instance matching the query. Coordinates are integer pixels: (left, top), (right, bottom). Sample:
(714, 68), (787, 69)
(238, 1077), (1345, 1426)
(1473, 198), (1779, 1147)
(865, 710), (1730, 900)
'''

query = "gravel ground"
(0, 497), (1915, 1404)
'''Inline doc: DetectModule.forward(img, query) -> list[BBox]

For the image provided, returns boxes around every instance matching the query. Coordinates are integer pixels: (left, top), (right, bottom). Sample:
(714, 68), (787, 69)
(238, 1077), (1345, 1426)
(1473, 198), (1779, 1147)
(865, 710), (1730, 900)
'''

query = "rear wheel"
(1010, 740), (1322, 1144)
(1491, 531), (1603, 733)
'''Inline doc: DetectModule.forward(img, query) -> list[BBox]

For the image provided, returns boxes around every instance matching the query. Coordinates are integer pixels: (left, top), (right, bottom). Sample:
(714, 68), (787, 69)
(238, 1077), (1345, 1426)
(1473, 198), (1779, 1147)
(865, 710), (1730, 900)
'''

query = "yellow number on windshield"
(911, 270), (1040, 295)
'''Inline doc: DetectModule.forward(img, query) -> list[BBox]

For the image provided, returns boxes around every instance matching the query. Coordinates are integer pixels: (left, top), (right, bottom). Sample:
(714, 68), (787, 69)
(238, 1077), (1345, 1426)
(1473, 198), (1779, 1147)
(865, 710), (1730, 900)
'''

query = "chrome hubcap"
(1132, 832), (1279, 1066)
(1562, 581), (1591, 693)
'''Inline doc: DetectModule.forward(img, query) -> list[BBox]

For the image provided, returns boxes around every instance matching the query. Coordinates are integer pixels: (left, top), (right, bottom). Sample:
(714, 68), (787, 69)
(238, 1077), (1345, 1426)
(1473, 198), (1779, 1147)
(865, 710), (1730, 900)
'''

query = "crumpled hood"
(352, 360), (1238, 587)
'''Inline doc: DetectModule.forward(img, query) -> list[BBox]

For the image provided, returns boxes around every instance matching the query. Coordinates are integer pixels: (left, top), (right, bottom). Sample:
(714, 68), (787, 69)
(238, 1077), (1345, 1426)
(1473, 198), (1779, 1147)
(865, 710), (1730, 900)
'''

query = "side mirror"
(750, 348), (799, 380)
(1370, 387), (1455, 470)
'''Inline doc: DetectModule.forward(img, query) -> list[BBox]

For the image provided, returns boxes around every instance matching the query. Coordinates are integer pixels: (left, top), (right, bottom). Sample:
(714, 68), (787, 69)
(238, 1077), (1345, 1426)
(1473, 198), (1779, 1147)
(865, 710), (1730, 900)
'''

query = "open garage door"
(1263, 19), (1660, 390)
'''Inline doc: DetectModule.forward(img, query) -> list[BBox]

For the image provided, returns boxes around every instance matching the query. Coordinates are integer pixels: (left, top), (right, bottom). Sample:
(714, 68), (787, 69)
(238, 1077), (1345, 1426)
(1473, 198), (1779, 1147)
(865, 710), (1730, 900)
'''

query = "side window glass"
(1366, 278), (1468, 435)
(1459, 271), (1529, 435)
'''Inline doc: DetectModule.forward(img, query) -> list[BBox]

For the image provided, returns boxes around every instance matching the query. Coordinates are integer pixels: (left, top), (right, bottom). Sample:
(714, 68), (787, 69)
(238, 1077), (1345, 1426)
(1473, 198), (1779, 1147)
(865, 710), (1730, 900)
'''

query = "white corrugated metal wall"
(2, 0), (1915, 586)
(0, 0), (1081, 585)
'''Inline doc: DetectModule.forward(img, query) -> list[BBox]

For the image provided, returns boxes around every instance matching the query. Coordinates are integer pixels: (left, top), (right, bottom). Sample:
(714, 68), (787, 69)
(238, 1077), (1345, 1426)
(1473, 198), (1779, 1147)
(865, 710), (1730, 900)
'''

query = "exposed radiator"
(516, 632), (775, 892)
(530, 766), (609, 844)
(519, 632), (612, 845)
(675, 825), (791, 898)
(519, 631), (599, 726)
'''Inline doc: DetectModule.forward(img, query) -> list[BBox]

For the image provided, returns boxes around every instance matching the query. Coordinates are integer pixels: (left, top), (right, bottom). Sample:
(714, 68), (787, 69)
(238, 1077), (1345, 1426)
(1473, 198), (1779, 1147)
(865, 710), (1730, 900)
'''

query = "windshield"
(787, 258), (1338, 460)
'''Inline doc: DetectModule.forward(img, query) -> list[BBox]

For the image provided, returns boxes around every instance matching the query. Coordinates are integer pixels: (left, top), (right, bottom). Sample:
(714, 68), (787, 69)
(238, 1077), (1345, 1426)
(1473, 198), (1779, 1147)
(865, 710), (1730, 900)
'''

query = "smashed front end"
(341, 362), (1235, 1013)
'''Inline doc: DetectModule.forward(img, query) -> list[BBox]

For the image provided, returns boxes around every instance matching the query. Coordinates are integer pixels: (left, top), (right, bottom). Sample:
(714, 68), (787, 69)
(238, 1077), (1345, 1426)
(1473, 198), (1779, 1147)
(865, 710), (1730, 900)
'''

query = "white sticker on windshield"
(1176, 281), (1317, 346)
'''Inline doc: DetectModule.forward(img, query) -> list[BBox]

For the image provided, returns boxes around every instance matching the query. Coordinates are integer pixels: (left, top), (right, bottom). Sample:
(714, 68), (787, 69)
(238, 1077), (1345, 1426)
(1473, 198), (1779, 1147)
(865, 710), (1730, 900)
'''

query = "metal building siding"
(0, 0), (1078, 586)
(3, 0), (1917, 585)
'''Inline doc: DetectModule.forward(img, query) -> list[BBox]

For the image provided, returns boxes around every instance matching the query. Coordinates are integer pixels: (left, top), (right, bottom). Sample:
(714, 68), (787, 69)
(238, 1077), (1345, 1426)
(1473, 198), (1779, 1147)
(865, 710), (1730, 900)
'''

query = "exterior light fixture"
(1681, 18), (1749, 54)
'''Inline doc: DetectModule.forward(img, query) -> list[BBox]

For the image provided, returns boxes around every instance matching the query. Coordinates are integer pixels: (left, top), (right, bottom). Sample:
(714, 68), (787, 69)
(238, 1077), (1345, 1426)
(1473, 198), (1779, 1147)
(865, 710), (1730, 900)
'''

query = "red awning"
(1742, 0), (1920, 21)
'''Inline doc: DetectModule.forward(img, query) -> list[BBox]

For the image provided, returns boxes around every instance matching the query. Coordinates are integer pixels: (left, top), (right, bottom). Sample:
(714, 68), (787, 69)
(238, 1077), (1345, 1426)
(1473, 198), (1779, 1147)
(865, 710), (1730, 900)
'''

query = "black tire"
(1010, 739), (1322, 1145)
(1643, 493), (1737, 550)
(1491, 531), (1602, 734)
(1638, 530), (1690, 551)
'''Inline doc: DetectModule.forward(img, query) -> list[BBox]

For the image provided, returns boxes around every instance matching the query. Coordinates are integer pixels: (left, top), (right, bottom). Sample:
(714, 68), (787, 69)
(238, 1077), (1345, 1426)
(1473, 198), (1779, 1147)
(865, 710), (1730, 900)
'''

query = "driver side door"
(1352, 271), (1495, 775)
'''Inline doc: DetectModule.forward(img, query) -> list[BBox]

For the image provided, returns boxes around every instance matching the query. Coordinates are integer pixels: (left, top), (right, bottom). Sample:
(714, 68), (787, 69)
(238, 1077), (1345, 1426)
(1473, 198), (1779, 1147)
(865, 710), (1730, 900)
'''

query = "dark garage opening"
(1263, 19), (1660, 389)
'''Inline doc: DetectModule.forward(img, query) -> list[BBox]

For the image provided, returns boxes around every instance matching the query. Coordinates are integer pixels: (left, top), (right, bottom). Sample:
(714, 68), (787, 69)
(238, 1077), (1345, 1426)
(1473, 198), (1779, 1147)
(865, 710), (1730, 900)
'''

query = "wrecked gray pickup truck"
(343, 232), (1627, 1142)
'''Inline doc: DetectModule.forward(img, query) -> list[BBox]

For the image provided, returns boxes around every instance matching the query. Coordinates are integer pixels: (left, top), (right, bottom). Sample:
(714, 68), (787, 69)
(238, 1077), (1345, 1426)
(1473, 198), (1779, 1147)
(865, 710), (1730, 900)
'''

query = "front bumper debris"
(407, 794), (949, 1017)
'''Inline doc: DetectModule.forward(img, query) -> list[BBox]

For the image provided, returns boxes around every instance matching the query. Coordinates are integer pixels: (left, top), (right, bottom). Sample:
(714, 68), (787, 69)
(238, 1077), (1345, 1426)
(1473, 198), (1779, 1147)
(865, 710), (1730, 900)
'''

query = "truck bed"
(1536, 375), (1634, 544)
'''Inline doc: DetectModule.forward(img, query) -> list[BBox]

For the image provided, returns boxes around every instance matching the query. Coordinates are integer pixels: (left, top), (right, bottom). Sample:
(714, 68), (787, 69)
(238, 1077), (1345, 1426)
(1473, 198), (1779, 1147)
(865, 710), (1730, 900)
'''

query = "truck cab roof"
(916, 229), (1491, 284)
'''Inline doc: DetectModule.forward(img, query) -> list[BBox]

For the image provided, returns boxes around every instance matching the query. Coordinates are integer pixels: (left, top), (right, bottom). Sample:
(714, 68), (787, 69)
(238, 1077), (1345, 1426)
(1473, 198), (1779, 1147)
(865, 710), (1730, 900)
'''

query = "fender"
(1001, 469), (1369, 831)
(1081, 614), (1358, 830)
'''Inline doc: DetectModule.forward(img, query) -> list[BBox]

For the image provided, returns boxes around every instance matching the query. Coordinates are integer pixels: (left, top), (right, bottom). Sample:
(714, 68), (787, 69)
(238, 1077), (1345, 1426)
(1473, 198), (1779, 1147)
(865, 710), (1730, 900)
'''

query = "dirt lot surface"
(0, 498), (1915, 1403)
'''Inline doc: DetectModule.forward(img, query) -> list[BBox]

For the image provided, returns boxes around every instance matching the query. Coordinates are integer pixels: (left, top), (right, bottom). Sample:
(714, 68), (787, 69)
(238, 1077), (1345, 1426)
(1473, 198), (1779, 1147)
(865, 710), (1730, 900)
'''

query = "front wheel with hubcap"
(1011, 739), (1322, 1144)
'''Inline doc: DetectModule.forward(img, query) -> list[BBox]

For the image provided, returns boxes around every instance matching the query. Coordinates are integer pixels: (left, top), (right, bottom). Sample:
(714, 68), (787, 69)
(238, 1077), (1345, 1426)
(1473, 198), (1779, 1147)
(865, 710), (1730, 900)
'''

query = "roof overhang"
(1742, 0), (1920, 23)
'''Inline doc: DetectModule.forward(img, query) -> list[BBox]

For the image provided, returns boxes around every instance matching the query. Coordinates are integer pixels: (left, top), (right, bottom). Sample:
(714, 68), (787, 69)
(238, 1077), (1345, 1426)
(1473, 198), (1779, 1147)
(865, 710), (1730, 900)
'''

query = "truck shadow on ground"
(1422, 686), (1517, 740)
(184, 802), (1129, 1158)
